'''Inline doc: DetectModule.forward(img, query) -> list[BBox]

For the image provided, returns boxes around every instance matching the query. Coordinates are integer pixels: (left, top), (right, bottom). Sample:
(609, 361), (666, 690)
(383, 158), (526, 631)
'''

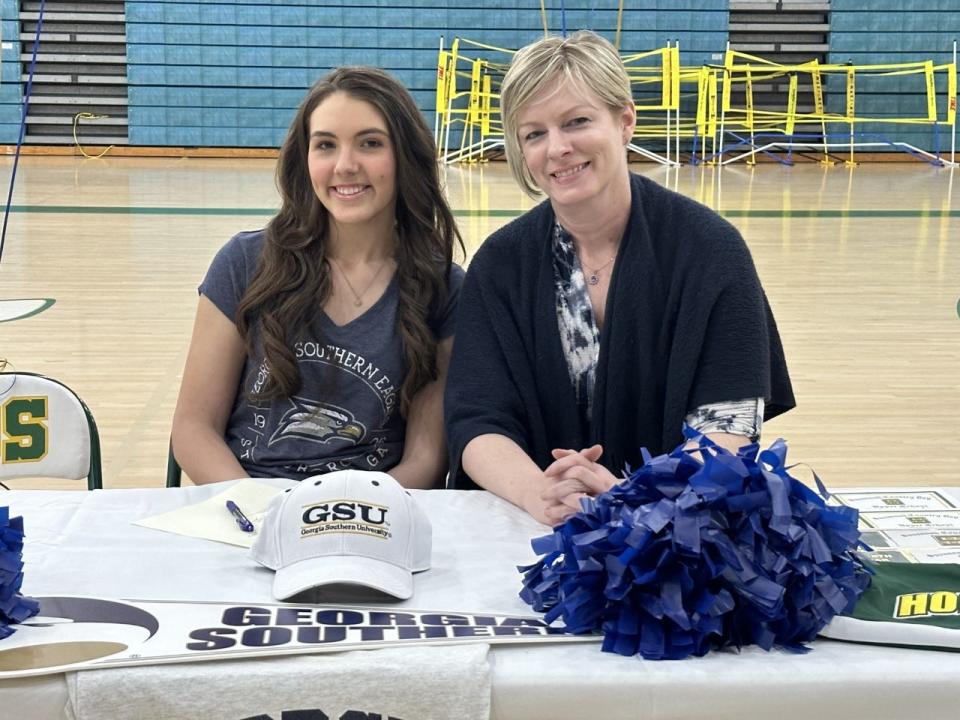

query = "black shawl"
(445, 173), (794, 489)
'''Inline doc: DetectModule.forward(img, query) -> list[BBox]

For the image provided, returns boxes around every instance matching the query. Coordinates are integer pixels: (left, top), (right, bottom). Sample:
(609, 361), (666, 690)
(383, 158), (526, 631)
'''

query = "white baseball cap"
(250, 470), (432, 601)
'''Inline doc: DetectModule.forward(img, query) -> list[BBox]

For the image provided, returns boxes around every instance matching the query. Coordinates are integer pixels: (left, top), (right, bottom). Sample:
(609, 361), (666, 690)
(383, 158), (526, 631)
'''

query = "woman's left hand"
(540, 444), (620, 516)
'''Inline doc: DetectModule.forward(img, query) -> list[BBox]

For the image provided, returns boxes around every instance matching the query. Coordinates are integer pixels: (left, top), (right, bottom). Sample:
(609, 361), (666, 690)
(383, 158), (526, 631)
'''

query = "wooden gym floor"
(1, 156), (957, 490)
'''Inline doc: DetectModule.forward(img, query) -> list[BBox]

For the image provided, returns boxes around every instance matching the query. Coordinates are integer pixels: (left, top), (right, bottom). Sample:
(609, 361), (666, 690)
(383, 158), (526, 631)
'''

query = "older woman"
(444, 31), (794, 524)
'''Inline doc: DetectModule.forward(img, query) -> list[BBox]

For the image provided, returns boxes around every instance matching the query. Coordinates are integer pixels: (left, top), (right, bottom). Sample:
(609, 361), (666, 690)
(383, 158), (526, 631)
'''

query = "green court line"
(8, 205), (275, 216)
(0, 298), (56, 323)
(7, 205), (960, 218)
(720, 209), (960, 218)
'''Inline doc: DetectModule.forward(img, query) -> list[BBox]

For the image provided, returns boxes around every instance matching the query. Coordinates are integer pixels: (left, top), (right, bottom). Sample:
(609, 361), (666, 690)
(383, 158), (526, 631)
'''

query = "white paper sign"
(0, 596), (596, 679)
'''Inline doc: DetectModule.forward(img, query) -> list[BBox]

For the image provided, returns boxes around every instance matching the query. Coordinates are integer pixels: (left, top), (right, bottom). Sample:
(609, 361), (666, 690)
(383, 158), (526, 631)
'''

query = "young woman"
(445, 32), (794, 523)
(173, 67), (464, 488)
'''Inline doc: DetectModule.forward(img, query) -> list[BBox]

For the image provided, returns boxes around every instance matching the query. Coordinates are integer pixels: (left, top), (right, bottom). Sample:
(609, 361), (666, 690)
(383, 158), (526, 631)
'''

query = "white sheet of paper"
(133, 480), (284, 547)
(832, 490), (957, 512)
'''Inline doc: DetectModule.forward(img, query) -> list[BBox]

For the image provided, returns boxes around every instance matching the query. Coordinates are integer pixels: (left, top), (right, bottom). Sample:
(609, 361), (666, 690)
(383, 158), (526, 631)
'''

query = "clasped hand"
(538, 444), (620, 525)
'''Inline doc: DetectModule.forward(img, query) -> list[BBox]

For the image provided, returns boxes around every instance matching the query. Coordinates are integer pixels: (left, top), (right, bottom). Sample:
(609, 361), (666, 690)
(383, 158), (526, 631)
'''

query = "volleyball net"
(435, 38), (958, 167)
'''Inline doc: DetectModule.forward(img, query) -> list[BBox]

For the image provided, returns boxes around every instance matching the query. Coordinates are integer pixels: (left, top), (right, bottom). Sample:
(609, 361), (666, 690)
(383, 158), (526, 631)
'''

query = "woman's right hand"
(537, 444), (621, 523)
(520, 479), (572, 526)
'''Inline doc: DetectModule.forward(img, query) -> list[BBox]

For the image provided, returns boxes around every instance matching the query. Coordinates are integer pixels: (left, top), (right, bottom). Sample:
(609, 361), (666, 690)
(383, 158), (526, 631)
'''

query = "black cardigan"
(445, 173), (795, 489)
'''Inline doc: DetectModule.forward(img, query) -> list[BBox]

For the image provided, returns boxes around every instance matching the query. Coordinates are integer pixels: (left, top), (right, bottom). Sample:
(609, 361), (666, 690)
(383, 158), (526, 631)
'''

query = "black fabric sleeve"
(443, 252), (531, 489)
(685, 273), (772, 411)
(680, 223), (795, 423)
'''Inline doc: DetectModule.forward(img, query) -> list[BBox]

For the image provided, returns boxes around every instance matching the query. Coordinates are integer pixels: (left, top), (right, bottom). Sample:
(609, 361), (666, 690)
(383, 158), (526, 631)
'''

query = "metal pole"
(2, 0), (46, 267)
(666, 40), (672, 166)
(717, 41), (729, 164)
(434, 36), (444, 148)
(614, 0), (624, 50)
(443, 42), (457, 162)
(675, 39), (681, 166)
(952, 39), (957, 165)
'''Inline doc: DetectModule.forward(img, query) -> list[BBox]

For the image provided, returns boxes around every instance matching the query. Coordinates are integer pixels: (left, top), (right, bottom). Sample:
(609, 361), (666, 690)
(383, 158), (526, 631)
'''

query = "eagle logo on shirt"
(271, 399), (365, 446)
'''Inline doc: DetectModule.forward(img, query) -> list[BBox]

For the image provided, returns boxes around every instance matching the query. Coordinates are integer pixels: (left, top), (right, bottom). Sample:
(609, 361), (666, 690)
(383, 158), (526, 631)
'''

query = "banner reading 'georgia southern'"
(0, 595), (596, 679)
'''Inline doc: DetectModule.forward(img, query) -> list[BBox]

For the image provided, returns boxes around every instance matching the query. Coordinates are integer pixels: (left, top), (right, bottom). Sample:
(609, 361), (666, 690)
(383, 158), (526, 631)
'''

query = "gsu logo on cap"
(303, 501), (388, 525)
(299, 498), (392, 541)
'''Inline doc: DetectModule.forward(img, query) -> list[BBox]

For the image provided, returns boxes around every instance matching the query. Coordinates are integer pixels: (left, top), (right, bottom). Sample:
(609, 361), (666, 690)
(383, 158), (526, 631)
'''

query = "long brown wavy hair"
(236, 66), (463, 416)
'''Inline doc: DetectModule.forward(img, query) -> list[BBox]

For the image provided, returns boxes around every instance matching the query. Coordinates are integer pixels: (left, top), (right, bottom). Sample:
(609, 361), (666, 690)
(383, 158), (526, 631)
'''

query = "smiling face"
(515, 77), (635, 215)
(307, 91), (397, 236)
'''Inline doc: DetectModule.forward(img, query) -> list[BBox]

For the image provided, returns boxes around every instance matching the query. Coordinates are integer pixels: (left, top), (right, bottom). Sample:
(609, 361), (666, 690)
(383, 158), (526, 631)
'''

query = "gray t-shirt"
(200, 229), (464, 480)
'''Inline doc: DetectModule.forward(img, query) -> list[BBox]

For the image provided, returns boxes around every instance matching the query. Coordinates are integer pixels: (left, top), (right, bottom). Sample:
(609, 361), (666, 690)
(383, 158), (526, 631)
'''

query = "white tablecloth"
(4, 483), (960, 719)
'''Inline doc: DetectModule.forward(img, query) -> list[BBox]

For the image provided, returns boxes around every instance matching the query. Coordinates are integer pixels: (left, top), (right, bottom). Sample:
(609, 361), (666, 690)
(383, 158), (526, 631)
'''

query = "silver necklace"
(580, 254), (616, 286)
(330, 257), (389, 307)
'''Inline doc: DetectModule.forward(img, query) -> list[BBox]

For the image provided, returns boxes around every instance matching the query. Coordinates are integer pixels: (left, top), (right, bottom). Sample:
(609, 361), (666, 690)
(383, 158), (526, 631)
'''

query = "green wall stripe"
(6, 205), (960, 219)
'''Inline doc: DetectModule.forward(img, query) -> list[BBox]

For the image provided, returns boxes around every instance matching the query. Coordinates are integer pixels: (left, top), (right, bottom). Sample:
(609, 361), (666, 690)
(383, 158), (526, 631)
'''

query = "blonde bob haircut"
(500, 30), (634, 197)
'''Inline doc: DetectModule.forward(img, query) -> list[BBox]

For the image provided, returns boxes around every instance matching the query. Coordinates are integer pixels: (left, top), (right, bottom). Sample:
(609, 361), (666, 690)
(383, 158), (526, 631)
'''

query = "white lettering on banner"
(0, 597), (598, 679)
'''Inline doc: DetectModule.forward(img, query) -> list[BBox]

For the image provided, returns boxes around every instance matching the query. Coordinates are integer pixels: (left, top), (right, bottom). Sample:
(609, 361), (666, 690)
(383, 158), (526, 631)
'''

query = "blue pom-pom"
(519, 430), (872, 660)
(0, 506), (40, 640)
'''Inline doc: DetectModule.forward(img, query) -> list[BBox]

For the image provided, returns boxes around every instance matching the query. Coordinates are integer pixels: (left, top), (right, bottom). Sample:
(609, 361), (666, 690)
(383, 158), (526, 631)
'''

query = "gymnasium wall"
(0, 1), (21, 143)
(0, 0), (729, 149)
(828, 0), (958, 155)
(121, 0), (726, 148)
(1, 2), (957, 153)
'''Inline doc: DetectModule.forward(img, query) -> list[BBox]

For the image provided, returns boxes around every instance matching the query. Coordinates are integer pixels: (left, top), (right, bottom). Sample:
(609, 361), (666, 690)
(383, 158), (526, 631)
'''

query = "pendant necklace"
(330, 256), (390, 307)
(580, 254), (616, 286)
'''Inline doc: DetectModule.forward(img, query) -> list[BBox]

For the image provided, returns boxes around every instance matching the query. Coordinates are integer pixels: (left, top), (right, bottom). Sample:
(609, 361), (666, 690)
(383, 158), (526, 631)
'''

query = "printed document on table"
(133, 479), (284, 547)
(831, 487), (960, 564)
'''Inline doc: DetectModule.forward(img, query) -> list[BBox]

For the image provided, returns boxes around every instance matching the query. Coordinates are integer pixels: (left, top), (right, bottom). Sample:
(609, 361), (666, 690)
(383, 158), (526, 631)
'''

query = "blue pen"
(226, 500), (255, 532)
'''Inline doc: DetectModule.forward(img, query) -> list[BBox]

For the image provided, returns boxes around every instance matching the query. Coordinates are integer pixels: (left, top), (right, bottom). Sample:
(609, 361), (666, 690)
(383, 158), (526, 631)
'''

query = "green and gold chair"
(0, 372), (102, 490)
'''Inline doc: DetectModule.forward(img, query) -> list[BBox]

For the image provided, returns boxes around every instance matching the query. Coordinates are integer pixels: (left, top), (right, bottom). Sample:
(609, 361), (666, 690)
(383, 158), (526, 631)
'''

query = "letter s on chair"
(0, 372), (102, 490)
